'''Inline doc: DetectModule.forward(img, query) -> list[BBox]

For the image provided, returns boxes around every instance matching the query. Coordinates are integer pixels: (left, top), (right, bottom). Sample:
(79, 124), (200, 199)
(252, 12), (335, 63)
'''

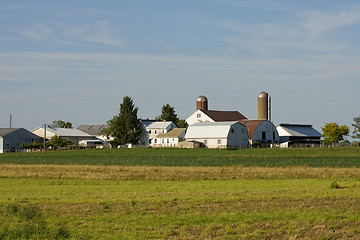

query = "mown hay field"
(1, 147), (360, 239)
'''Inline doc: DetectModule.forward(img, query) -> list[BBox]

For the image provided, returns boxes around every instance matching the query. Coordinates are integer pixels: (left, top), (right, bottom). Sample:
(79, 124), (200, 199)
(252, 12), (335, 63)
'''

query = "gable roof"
(201, 110), (247, 122)
(77, 125), (109, 135)
(156, 128), (186, 138)
(277, 124), (321, 137)
(147, 121), (176, 129)
(0, 128), (19, 136)
(186, 121), (239, 139)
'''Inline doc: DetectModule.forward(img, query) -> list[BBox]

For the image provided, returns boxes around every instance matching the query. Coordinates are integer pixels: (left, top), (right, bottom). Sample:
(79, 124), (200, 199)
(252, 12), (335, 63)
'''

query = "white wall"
(0, 137), (3, 153)
(252, 121), (279, 143)
(186, 110), (214, 125)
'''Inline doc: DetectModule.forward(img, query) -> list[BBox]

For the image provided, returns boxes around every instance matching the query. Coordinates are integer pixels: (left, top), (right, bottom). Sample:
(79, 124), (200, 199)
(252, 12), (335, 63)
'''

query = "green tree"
(156, 104), (188, 128)
(50, 120), (72, 128)
(46, 135), (74, 148)
(352, 116), (360, 139)
(103, 96), (144, 147)
(321, 122), (349, 144)
(156, 104), (179, 123)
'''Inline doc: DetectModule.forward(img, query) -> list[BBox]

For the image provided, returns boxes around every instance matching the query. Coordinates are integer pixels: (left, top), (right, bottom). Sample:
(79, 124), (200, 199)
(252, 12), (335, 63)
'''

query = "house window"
(231, 129), (234, 133)
(162, 139), (164, 143)
(167, 139), (169, 143)
(155, 139), (157, 143)
(204, 140), (207, 144)
(262, 132), (266, 140)
(149, 130), (151, 134)
(197, 113), (201, 118)
(273, 132), (275, 139)
(218, 139), (221, 144)
(149, 139), (151, 144)
(155, 130), (157, 134)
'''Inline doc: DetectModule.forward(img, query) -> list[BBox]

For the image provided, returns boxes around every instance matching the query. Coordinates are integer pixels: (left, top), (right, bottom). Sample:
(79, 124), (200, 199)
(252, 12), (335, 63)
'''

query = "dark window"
(262, 132), (266, 140)
(273, 132), (275, 139)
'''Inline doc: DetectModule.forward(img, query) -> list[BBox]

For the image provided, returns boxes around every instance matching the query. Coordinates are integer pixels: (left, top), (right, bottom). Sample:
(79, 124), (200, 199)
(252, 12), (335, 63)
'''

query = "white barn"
(186, 109), (247, 126)
(240, 120), (279, 146)
(185, 122), (249, 149)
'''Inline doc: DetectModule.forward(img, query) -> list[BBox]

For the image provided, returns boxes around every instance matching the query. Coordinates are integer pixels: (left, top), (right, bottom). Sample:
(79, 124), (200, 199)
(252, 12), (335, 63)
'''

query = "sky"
(1, 0), (359, 139)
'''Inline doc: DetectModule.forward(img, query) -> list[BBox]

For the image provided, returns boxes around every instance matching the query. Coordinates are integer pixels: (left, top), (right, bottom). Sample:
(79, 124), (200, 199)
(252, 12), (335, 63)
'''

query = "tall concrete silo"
(196, 95), (208, 111)
(258, 91), (271, 121)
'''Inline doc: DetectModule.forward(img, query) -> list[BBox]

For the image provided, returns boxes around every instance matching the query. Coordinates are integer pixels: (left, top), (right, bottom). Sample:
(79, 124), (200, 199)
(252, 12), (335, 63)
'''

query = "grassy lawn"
(1, 147), (360, 239)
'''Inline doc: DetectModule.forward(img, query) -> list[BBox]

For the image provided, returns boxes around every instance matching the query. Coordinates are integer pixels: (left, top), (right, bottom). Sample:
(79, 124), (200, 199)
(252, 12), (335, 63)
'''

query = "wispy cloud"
(301, 8), (360, 36)
(17, 20), (123, 47)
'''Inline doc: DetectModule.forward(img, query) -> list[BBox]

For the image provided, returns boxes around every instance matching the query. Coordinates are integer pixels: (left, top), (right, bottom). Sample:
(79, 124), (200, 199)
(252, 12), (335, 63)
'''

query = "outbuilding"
(0, 128), (41, 153)
(276, 123), (321, 148)
(185, 121), (249, 149)
(240, 120), (279, 147)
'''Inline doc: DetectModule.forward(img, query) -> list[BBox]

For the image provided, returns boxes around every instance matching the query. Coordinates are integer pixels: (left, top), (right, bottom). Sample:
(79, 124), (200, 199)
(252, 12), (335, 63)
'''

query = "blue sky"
(1, 1), (360, 138)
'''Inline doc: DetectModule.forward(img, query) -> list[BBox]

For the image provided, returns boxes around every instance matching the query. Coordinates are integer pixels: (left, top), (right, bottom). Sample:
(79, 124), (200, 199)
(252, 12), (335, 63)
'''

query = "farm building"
(32, 127), (95, 144)
(276, 123), (321, 148)
(0, 128), (41, 153)
(77, 124), (112, 147)
(151, 128), (186, 148)
(186, 95), (247, 125)
(239, 120), (279, 146)
(185, 121), (249, 149)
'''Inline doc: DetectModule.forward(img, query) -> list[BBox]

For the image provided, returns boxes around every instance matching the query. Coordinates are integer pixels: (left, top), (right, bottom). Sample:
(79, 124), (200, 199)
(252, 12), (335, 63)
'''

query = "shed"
(0, 128), (41, 153)
(276, 123), (321, 148)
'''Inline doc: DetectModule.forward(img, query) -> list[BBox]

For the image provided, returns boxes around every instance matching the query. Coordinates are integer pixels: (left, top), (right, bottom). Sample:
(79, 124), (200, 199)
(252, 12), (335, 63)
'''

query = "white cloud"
(58, 20), (123, 46)
(302, 8), (360, 36)
(17, 20), (123, 46)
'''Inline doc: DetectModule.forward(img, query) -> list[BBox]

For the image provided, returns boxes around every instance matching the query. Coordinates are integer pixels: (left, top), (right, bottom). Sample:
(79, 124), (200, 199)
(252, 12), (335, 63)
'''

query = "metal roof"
(156, 128), (186, 138)
(277, 124), (321, 137)
(147, 121), (176, 129)
(0, 128), (20, 136)
(239, 120), (264, 139)
(45, 127), (93, 137)
(77, 125), (109, 135)
(201, 110), (247, 122)
(186, 121), (238, 139)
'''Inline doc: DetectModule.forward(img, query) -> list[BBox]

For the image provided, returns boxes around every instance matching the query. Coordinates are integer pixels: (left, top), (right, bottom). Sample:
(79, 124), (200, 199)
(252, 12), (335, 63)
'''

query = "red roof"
(239, 120), (264, 139)
(202, 110), (247, 122)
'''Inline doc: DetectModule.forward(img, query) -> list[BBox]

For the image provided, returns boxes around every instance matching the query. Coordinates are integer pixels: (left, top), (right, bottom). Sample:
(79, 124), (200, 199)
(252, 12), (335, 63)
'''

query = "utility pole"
(9, 115), (12, 128)
(44, 123), (46, 150)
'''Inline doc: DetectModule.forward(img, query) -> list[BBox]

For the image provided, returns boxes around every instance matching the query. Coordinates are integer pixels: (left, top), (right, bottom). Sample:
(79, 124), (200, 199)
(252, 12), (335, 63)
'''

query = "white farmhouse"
(185, 122), (249, 149)
(152, 128), (186, 148)
(146, 121), (177, 146)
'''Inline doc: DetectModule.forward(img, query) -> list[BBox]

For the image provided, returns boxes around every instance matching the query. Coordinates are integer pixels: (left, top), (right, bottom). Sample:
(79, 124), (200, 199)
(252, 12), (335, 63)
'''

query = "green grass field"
(1, 147), (360, 239)
(0, 147), (360, 167)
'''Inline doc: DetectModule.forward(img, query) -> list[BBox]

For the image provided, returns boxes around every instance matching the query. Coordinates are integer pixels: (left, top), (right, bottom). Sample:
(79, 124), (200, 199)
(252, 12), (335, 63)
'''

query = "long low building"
(185, 121), (249, 149)
(276, 123), (321, 148)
